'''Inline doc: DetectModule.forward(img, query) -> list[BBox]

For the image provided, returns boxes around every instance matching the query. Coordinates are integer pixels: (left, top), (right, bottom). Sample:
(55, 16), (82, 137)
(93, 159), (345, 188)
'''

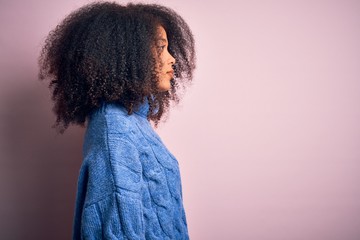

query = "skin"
(154, 26), (176, 91)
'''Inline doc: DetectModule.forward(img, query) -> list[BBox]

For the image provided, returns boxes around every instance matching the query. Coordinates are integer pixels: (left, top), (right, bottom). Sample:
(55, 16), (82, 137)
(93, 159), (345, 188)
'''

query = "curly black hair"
(38, 1), (195, 132)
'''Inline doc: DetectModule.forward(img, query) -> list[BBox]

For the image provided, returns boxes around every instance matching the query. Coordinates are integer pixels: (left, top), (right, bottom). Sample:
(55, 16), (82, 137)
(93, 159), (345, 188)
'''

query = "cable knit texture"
(72, 101), (189, 240)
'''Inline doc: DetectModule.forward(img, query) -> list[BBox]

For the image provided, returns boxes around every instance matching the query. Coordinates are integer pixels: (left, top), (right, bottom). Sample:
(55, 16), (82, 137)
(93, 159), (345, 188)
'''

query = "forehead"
(156, 26), (168, 40)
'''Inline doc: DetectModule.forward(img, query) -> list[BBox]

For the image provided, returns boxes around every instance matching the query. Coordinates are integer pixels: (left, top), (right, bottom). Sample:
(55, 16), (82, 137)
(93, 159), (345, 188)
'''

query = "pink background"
(1, 0), (360, 239)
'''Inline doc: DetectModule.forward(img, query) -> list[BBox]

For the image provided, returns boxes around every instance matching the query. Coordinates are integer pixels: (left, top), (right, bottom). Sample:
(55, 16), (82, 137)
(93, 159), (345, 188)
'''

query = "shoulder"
(87, 102), (136, 135)
(82, 102), (136, 158)
(83, 103), (144, 194)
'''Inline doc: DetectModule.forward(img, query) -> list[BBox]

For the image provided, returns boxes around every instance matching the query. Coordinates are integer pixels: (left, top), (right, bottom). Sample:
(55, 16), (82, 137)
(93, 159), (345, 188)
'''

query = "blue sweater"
(72, 102), (189, 239)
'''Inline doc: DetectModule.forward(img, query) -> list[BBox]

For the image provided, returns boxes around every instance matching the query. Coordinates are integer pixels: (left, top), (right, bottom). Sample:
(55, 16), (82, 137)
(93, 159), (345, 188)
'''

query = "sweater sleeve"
(80, 134), (145, 240)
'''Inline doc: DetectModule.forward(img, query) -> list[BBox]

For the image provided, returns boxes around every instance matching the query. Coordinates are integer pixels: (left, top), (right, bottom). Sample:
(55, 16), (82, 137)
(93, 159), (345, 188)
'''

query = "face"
(154, 26), (176, 92)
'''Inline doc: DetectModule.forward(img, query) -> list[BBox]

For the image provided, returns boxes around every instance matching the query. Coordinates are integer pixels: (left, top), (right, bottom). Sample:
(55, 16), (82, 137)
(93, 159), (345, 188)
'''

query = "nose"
(169, 52), (176, 65)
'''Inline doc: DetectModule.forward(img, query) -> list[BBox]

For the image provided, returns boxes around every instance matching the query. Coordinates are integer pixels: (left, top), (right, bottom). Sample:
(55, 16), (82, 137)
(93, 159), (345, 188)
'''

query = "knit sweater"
(72, 101), (189, 240)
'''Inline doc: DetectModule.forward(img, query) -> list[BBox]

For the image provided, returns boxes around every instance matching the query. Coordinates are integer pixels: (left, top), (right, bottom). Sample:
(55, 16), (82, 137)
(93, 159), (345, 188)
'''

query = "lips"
(167, 70), (174, 77)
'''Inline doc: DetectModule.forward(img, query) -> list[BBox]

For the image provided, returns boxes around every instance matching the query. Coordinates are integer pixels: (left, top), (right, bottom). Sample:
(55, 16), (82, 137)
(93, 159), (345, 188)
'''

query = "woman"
(38, 2), (195, 239)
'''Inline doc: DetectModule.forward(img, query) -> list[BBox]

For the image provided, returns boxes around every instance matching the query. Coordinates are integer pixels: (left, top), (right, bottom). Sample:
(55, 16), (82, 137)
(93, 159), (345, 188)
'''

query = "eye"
(158, 45), (166, 51)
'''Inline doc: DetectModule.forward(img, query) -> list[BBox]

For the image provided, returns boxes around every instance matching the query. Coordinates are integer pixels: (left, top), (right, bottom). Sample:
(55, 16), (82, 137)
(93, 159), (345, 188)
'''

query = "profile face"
(154, 26), (176, 92)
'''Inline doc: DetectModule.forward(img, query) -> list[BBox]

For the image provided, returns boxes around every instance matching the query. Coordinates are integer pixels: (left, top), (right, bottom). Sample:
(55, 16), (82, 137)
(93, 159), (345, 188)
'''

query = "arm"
(79, 135), (145, 240)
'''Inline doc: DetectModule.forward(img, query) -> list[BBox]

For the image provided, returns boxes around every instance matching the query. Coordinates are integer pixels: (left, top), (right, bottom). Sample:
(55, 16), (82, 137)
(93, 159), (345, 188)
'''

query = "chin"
(158, 85), (171, 92)
(157, 79), (172, 92)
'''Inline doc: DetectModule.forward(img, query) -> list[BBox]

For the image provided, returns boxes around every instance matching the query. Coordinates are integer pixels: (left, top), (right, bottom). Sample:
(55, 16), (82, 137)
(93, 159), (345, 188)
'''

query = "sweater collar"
(134, 98), (150, 118)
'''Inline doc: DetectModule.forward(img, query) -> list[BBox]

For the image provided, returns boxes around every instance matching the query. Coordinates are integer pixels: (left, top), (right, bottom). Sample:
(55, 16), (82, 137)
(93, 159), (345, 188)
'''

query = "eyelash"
(158, 45), (166, 51)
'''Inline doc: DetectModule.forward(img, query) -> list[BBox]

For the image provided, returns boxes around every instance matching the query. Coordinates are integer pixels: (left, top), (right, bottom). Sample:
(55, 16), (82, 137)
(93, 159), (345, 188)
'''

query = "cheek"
(159, 54), (167, 67)
(154, 53), (167, 73)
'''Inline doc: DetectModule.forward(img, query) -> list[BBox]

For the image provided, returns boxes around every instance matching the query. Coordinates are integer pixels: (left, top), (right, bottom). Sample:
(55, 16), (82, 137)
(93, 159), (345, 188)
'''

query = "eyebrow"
(157, 38), (168, 44)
